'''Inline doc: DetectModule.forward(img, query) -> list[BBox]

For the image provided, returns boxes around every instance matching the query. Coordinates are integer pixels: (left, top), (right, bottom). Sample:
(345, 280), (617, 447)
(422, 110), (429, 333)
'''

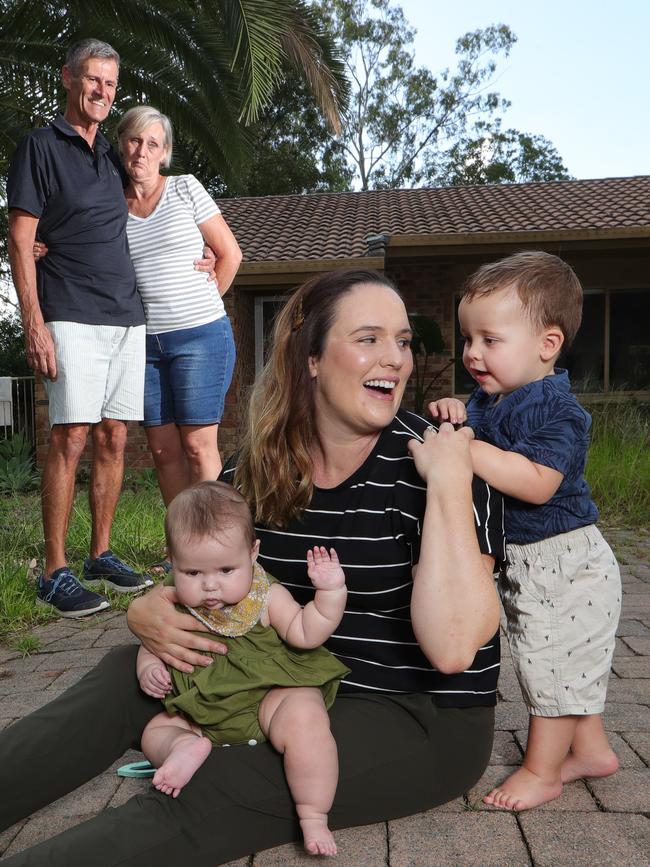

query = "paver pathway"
(1, 529), (648, 865)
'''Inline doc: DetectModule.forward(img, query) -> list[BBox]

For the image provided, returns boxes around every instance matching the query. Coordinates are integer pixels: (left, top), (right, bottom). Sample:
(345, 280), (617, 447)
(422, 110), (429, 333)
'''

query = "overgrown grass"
(0, 488), (165, 646)
(585, 400), (650, 527)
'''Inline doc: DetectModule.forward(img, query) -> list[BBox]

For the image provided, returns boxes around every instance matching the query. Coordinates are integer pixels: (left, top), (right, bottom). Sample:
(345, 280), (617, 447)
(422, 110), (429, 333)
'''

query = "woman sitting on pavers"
(0, 268), (505, 866)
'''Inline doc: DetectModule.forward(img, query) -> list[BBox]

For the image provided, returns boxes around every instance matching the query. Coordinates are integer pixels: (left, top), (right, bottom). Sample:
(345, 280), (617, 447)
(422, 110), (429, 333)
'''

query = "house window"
(453, 289), (650, 395)
(254, 295), (287, 374)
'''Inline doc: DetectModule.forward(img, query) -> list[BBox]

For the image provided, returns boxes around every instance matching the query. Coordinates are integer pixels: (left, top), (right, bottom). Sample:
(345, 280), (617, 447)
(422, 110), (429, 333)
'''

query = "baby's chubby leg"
(141, 711), (212, 799)
(259, 687), (338, 856)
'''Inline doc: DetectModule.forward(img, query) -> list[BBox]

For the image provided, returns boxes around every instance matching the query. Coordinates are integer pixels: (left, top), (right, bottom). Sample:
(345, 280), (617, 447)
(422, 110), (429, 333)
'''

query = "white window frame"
(254, 295), (287, 375)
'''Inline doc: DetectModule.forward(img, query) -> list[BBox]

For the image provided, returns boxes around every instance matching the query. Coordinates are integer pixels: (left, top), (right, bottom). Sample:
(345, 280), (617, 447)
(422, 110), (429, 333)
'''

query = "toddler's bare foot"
(152, 733), (212, 798)
(300, 816), (337, 856)
(483, 766), (563, 811)
(561, 748), (619, 783)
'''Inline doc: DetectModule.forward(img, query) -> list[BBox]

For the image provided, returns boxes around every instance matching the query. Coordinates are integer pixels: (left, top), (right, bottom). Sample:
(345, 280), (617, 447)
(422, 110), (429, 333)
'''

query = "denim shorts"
(143, 317), (235, 426)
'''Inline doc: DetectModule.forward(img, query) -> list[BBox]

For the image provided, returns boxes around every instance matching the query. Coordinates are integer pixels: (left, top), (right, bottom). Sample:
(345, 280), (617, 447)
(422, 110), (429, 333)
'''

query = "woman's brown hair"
(235, 268), (400, 527)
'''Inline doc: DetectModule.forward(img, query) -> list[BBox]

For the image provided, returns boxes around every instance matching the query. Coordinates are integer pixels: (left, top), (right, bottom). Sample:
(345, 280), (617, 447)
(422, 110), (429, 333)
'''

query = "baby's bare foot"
(152, 734), (212, 798)
(483, 766), (563, 811)
(561, 749), (619, 783)
(300, 816), (337, 856)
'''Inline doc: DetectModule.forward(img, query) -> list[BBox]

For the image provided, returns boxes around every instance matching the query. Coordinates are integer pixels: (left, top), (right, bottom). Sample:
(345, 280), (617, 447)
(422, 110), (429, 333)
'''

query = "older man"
(8, 38), (152, 616)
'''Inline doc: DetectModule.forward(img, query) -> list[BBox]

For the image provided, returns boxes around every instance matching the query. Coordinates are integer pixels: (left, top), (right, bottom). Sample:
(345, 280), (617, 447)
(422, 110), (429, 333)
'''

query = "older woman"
(0, 269), (503, 866)
(118, 106), (242, 503)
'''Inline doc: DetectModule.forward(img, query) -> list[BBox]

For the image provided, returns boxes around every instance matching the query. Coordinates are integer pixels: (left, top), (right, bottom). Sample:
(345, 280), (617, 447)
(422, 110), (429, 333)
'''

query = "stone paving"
(0, 529), (648, 865)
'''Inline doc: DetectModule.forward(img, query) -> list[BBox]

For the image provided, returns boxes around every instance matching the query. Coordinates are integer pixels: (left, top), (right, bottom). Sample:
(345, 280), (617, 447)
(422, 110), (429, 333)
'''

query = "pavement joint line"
(619, 733), (650, 767)
(514, 812), (535, 866)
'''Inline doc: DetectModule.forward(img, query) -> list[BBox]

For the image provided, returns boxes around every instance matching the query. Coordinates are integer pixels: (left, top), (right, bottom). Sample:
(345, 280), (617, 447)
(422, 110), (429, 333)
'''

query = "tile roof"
(218, 176), (650, 264)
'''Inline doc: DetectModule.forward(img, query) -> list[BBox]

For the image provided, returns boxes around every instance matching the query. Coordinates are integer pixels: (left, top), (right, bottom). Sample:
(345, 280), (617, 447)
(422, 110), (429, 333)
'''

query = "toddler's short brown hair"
(462, 251), (583, 349)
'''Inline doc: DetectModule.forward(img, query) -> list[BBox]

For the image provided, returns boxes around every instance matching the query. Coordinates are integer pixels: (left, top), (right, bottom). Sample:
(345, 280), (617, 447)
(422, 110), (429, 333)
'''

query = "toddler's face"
(458, 287), (556, 396)
(172, 527), (260, 610)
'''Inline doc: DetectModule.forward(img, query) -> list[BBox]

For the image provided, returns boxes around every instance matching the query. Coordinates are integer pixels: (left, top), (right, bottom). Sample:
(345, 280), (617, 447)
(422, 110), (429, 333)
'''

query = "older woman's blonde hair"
(117, 105), (173, 168)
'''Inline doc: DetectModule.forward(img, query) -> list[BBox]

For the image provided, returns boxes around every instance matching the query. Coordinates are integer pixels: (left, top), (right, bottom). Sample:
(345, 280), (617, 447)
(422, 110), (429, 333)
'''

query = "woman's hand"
(408, 422), (474, 488)
(127, 584), (227, 673)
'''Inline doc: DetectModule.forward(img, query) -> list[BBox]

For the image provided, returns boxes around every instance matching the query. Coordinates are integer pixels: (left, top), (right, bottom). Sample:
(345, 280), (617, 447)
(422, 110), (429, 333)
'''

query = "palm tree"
(0, 0), (347, 187)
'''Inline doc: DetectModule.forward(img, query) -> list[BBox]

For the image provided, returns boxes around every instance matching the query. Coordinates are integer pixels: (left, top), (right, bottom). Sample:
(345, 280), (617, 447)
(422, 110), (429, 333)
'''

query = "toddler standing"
(431, 251), (621, 810)
(136, 481), (349, 855)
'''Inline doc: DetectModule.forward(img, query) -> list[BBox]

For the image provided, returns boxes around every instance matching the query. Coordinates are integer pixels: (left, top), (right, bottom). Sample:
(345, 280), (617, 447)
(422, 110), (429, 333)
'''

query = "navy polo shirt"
(7, 114), (144, 326)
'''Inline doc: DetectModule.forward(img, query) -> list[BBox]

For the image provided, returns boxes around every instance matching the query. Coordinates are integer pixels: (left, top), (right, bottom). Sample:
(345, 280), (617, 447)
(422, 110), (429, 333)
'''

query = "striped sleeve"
(178, 174), (221, 225)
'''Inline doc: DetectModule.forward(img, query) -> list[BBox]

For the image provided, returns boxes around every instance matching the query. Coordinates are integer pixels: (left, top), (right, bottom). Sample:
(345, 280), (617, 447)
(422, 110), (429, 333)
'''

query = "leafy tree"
(240, 73), (353, 196)
(438, 122), (570, 186)
(0, 310), (30, 377)
(315, 0), (569, 190)
(0, 0), (348, 187)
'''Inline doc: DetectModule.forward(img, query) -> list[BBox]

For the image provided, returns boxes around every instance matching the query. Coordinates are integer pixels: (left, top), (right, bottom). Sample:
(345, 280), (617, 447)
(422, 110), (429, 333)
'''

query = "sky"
(399, 0), (649, 180)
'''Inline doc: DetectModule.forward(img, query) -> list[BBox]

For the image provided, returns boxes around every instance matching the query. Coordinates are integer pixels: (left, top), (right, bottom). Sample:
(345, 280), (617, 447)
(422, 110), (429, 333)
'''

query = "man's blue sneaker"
(37, 568), (110, 618)
(83, 550), (154, 594)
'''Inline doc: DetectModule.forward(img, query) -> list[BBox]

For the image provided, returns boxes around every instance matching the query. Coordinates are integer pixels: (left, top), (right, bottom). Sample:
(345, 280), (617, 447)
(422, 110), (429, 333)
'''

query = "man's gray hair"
(65, 39), (120, 75)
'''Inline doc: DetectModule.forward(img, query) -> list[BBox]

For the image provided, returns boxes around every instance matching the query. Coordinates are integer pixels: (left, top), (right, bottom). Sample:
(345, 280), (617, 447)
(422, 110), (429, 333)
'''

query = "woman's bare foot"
(152, 733), (212, 798)
(561, 749), (619, 783)
(300, 816), (337, 856)
(483, 766), (563, 811)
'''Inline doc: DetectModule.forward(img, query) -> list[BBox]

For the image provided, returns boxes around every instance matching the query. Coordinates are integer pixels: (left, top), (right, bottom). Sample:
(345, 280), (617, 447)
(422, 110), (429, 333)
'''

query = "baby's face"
(458, 287), (555, 396)
(172, 528), (260, 610)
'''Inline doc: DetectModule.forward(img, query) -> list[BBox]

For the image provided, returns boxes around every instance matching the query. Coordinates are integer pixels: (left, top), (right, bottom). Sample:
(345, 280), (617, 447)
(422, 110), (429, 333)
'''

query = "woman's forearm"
(411, 487), (500, 674)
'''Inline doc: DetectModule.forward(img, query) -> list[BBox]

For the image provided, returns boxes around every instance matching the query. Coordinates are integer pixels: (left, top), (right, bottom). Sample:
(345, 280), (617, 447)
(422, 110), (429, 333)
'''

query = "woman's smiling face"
(308, 282), (413, 437)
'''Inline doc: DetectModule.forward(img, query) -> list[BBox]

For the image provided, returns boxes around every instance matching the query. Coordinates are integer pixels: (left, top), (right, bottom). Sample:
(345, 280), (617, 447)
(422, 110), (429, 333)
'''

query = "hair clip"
(292, 298), (305, 332)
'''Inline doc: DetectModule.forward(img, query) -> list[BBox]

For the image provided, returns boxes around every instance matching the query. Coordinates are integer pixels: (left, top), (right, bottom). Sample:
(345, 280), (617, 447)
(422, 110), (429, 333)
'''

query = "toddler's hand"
(306, 546), (346, 591)
(139, 662), (172, 699)
(428, 397), (467, 425)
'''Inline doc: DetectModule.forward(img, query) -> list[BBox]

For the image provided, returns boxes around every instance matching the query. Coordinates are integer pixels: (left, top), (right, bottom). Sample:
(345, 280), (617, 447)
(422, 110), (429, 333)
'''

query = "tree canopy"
(312, 0), (570, 190)
(0, 0), (348, 187)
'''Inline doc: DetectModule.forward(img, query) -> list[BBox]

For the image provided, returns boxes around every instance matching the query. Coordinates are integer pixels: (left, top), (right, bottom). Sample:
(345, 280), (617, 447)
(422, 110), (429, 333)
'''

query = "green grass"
(585, 401), (650, 527)
(0, 488), (166, 645)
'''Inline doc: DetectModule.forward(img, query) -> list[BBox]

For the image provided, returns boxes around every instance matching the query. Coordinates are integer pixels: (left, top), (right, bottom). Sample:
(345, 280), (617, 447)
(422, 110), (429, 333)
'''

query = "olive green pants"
(0, 645), (494, 866)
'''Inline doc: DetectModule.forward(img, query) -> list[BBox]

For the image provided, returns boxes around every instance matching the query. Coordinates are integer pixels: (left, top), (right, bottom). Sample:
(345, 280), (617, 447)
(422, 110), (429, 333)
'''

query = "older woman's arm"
(198, 214), (242, 296)
(408, 423), (500, 674)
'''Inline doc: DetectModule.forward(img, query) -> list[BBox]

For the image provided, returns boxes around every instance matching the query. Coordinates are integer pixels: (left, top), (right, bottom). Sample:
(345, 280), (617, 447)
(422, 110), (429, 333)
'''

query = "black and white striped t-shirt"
(222, 410), (505, 707)
(126, 174), (224, 335)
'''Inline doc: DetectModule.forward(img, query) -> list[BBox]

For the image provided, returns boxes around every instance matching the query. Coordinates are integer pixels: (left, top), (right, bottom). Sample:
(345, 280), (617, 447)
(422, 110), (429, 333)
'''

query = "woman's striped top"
(126, 174), (224, 335)
(222, 410), (506, 706)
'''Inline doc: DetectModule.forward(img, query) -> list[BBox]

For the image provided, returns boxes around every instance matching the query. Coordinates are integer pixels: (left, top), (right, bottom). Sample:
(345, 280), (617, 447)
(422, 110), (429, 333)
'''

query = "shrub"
(0, 432), (40, 495)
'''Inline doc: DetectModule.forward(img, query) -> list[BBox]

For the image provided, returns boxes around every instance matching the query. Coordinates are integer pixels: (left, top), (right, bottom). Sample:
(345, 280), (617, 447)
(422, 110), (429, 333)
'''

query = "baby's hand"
(139, 662), (172, 699)
(306, 546), (346, 591)
(428, 397), (467, 425)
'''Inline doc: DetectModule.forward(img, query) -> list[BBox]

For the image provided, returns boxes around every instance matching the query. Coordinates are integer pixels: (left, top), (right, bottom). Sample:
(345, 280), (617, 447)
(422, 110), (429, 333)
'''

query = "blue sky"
(399, 0), (649, 179)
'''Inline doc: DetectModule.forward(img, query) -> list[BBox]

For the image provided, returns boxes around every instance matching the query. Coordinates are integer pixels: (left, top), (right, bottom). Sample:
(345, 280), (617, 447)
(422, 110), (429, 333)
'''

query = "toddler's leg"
(141, 711), (212, 799)
(484, 714), (577, 810)
(561, 714), (619, 782)
(259, 687), (338, 856)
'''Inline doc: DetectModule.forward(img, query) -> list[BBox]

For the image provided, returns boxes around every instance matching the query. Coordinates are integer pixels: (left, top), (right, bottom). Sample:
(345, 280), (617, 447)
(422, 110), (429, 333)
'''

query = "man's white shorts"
(44, 322), (145, 426)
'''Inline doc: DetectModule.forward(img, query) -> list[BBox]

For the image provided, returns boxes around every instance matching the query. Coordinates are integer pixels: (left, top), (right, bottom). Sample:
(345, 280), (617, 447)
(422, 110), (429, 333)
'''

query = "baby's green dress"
(164, 564), (350, 745)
